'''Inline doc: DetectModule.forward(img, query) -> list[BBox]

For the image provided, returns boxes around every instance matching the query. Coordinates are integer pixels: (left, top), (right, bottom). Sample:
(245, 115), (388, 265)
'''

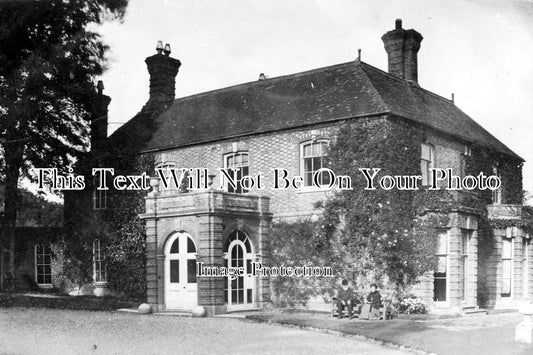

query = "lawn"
(247, 312), (533, 355)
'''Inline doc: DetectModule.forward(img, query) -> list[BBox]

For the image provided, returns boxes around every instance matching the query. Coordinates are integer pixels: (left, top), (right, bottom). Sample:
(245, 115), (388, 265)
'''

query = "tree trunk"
(2, 141), (23, 288)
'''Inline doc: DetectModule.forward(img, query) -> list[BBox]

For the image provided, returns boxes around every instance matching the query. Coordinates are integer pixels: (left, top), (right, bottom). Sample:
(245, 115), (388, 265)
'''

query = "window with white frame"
(93, 176), (107, 210)
(461, 231), (471, 301)
(35, 244), (52, 285)
(301, 140), (329, 187)
(93, 239), (106, 283)
(156, 162), (179, 190)
(522, 238), (529, 299)
(420, 143), (434, 186)
(224, 152), (249, 194)
(492, 165), (502, 204)
(501, 237), (513, 297)
(434, 231), (448, 302)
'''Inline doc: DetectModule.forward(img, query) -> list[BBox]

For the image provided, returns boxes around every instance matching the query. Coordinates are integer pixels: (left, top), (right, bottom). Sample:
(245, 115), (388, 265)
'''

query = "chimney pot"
(395, 19), (402, 29)
(96, 80), (104, 94)
(156, 40), (163, 55)
(164, 43), (171, 56)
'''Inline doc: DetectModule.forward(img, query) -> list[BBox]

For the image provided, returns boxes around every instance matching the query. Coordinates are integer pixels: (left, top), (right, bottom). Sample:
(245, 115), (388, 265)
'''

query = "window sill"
(297, 186), (335, 194)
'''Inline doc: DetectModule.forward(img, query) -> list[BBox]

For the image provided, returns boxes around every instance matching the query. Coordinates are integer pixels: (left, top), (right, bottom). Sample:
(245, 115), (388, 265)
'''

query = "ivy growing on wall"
(269, 118), (463, 304)
(321, 118), (444, 289)
(63, 141), (154, 299)
(102, 154), (153, 299)
(267, 219), (337, 306)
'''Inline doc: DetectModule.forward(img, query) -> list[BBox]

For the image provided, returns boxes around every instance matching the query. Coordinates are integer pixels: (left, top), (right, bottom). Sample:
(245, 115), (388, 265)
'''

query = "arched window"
(300, 140), (329, 187)
(223, 230), (252, 254)
(223, 230), (255, 308)
(167, 233), (197, 285)
(164, 232), (198, 310)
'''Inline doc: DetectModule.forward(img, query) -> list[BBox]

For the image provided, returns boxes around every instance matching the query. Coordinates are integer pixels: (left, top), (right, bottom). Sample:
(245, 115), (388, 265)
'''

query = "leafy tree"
(0, 0), (128, 286)
(16, 188), (63, 228)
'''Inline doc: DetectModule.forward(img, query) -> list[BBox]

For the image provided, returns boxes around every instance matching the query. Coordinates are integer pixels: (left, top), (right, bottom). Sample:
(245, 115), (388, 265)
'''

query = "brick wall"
(153, 121), (351, 220)
(144, 114), (523, 312)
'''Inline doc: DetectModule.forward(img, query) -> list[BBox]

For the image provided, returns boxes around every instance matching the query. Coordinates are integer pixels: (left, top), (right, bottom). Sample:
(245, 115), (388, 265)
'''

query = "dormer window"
(420, 143), (434, 186)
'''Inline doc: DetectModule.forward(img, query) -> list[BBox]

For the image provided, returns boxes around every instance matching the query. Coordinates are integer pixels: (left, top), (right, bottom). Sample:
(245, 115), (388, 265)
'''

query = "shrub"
(50, 243), (77, 293)
(399, 297), (426, 314)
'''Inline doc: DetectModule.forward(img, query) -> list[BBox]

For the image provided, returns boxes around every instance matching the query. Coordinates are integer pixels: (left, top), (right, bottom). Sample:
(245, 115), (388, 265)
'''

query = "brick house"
(0, 186), (63, 291)
(75, 19), (529, 315)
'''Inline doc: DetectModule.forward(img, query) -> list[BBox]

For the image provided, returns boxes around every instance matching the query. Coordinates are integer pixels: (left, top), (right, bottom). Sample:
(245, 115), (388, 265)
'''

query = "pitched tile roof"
(109, 60), (522, 161)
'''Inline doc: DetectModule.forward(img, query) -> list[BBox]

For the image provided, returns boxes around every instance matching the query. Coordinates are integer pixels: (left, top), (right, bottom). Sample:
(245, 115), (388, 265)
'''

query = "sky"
(93, 0), (533, 201)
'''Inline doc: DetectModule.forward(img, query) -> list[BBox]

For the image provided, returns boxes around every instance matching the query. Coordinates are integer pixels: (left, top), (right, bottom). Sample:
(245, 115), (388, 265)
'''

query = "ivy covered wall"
(268, 113), (527, 307)
(63, 135), (155, 299)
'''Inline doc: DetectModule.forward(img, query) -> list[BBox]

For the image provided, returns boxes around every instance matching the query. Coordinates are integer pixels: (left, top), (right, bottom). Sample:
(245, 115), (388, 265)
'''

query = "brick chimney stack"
(381, 19), (423, 84)
(145, 41), (181, 108)
(91, 80), (110, 150)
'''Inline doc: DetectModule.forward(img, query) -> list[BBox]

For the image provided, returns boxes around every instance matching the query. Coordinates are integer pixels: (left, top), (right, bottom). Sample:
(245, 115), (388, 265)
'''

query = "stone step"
(154, 311), (192, 317)
(463, 307), (488, 315)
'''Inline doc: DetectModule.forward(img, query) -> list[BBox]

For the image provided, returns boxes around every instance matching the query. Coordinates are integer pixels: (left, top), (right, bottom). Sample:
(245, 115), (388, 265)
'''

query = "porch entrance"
(224, 230), (255, 310)
(164, 232), (197, 310)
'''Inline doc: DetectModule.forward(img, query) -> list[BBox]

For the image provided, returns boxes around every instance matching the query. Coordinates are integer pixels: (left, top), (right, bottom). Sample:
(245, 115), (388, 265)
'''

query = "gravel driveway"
(0, 308), (407, 355)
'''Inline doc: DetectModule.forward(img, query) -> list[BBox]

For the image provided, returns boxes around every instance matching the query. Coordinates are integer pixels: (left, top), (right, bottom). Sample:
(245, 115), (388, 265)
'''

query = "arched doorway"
(165, 232), (197, 310)
(224, 230), (255, 310)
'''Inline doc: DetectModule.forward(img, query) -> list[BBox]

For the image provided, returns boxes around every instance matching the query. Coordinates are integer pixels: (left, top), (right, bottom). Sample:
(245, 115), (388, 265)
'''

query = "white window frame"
(300, 140), (330, 188)
(223, 230), (255, 310)
(501, 237), (513, 298)
(522, 237), (529, 300)
(461, 230), (471, 302)
(35, 244), (52, 287)
(223, 152), (249, 194)
(434, 230), (449, 304)
(156, 162), (179, 191)
(492, 165), (502, 204)
(93, 176), (107, 210)
(93, 239), (106, 283)
(421, 143), (434, 186)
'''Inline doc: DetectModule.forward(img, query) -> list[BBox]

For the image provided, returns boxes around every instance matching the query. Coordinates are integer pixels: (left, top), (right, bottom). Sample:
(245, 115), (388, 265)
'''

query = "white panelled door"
(165, 232), (198, 310)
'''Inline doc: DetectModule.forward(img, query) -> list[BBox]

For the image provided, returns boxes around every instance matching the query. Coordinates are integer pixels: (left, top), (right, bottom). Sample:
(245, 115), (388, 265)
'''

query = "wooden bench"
(331, 296), (392, 320)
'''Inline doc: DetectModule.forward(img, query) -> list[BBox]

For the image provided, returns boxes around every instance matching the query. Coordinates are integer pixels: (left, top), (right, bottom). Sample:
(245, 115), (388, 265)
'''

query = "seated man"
(336, 279), (354, 319)
(366, 283), (382, 320)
